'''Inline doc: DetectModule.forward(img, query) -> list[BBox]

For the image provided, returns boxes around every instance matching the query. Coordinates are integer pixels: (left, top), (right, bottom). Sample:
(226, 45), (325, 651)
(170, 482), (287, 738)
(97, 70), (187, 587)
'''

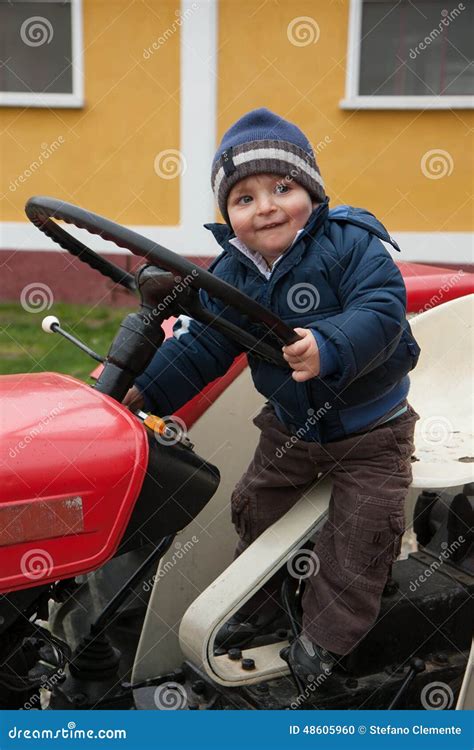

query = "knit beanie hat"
(211, 107), (326, 225)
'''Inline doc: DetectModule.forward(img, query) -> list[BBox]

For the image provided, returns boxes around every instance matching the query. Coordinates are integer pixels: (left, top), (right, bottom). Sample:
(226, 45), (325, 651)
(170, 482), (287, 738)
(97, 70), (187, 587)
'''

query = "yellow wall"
(1, 0), (181, 225)
(217, 0), (473, 232)
(1, 0), (472, 232)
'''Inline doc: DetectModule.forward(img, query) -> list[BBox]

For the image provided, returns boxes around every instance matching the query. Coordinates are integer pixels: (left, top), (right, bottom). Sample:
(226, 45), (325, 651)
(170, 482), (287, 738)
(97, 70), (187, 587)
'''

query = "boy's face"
(227, 173), (317, 265)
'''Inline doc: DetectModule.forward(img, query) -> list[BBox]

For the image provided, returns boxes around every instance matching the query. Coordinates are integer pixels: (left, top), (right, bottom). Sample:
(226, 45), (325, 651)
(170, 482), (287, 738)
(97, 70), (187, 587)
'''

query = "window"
(0, 0), (83, 107)
(342, 0), (473, 109)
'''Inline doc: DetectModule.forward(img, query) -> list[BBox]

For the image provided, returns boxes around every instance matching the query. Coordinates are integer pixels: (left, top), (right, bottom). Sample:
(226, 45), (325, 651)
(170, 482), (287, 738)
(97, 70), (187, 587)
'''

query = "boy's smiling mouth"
(258, 221), (285, 231)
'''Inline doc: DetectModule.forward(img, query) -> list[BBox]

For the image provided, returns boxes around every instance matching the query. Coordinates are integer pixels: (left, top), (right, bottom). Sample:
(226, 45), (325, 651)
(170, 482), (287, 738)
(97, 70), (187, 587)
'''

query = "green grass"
(0, 303), (129, 380)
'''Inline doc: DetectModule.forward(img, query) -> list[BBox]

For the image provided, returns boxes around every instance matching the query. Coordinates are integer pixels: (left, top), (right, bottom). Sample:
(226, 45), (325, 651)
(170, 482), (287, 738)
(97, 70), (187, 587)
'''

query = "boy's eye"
(275, 183), (290, 194)
(238, 195), (252, 204)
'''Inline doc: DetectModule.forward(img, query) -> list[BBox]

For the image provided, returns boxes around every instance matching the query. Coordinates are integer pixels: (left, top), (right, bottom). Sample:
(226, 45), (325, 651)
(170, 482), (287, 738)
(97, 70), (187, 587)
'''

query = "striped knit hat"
(211, 107), (326, 225)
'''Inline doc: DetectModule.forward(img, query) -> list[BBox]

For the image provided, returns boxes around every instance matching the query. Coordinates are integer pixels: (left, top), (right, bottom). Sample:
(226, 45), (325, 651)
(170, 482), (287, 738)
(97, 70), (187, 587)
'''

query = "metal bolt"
(227, 648), (242, 661)
(276, 628), (289, 639)
(345, 678), (358, 689)
(242, 658), (255, 670)
(256, 682), (269, 694)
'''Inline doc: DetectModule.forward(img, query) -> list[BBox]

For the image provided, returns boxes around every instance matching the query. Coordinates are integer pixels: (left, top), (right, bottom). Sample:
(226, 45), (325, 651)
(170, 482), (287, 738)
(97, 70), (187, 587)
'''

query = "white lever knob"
(42, 315), (60, 333)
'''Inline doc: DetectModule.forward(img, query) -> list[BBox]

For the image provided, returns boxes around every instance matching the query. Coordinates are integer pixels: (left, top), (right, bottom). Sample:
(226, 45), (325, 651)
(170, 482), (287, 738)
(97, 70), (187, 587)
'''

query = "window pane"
(359, 0), (473, 96)
(0, 1), (73, 94)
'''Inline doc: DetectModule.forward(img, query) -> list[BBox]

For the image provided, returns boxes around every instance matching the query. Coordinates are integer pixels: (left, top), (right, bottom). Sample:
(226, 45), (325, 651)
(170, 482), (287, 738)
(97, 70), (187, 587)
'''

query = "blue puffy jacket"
(135, 199), (420, 443)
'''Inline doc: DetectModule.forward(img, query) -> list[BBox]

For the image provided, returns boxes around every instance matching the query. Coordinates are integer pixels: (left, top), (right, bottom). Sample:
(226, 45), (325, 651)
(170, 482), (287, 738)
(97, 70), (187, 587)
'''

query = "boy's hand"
(122, 385), (145, 412)
(282, 328), (320, 382)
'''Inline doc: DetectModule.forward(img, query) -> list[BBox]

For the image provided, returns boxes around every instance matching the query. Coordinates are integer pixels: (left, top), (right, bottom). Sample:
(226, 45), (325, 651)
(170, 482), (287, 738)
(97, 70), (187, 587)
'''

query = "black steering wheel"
(25, 196), (301, 366)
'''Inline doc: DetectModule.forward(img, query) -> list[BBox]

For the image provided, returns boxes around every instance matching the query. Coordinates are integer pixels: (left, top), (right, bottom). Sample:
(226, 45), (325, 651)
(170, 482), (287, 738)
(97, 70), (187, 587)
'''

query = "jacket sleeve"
(310, 231), (407, 391)
(134, 289), (243, 415)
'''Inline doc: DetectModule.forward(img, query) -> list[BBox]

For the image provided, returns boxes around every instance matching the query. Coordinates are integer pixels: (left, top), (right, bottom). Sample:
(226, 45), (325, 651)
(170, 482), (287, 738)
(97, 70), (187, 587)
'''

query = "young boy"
(124, 108), (420, 684)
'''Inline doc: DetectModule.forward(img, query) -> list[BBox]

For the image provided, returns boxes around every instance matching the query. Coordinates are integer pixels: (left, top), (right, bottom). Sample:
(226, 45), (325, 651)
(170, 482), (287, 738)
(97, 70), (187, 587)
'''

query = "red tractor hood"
(0, 373), (148, 594)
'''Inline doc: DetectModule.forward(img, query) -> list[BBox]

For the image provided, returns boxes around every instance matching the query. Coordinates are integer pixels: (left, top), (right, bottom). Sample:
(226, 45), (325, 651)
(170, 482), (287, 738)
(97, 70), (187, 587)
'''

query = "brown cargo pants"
(230, 402), (419, 656)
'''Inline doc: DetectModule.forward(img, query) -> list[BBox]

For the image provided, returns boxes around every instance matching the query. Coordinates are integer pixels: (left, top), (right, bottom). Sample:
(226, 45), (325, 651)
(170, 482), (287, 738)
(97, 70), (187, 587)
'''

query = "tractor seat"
(409, 294), (474, 489)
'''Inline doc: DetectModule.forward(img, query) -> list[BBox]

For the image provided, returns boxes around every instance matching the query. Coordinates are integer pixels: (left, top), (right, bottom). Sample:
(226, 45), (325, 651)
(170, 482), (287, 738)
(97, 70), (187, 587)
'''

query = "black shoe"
(214, 609), (290, 651)
(281, 633), (338, 684)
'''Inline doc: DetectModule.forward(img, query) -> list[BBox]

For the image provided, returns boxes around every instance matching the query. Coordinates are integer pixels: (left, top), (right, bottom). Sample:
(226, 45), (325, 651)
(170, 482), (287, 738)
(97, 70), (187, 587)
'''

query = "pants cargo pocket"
(344, 496), (406, 592)
(230, 488), (252, 545)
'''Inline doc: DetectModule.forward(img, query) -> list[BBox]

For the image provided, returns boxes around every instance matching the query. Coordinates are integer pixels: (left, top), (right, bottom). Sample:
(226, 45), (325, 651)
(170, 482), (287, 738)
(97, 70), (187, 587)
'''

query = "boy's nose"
(256, 195), (276, 214)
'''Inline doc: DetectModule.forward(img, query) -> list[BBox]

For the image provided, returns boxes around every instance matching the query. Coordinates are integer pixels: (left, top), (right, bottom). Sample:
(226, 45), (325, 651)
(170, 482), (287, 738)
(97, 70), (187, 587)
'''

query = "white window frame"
(0, 0), (84, 108)
(340, 0), (474, 110)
